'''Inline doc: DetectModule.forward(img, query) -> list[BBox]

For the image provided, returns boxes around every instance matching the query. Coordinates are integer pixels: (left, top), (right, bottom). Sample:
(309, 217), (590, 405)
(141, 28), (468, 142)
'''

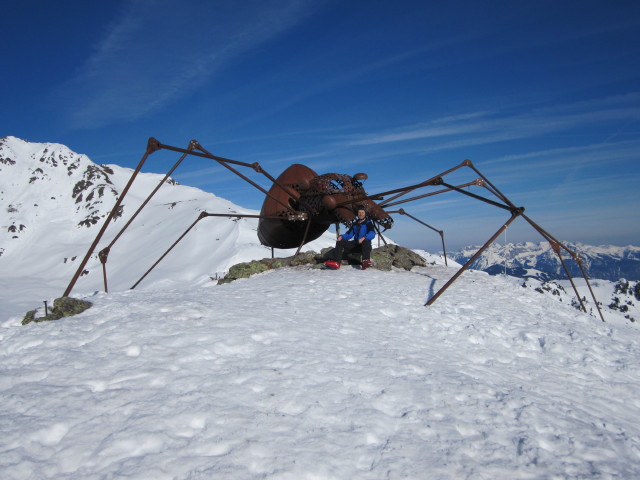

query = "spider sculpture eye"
(330, 179), (344, 191)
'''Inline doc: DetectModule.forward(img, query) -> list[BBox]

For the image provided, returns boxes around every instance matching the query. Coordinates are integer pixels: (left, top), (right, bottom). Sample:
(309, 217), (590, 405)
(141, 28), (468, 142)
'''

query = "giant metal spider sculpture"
(64, 137), (604, 321)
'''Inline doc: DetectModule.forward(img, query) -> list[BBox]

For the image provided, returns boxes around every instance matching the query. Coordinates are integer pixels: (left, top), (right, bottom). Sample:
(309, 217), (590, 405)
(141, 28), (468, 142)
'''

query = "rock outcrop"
(218, 245), (426, 284)
(23, 297), (92, 325)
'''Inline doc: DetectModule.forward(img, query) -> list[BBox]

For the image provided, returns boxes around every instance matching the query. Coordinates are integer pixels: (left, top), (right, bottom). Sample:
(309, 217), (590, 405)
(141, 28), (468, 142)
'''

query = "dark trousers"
(333, 239), (372, 262)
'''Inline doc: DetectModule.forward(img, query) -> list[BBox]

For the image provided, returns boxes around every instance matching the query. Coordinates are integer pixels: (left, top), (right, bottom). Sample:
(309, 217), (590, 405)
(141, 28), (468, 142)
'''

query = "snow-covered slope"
(2, 265), (640, 479)
(452, 241), (640, 281)
(0, 136), (335, 318)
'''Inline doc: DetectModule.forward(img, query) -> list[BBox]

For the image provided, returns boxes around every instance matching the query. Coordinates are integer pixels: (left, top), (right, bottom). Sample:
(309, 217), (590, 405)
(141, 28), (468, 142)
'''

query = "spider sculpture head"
(258, 163), (393, 249)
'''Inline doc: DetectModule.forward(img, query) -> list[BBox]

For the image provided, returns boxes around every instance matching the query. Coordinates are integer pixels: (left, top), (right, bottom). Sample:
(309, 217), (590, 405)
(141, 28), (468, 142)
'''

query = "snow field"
(2, 265), (640, 479)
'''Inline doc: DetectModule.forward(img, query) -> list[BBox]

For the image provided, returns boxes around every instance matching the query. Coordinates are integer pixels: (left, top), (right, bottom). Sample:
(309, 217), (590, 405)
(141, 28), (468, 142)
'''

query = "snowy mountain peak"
(0, 136), (119, 245)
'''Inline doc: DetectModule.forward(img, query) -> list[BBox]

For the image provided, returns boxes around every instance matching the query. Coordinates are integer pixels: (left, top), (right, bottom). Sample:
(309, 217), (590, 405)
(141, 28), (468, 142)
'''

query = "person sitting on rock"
(325, 206), (375, 270)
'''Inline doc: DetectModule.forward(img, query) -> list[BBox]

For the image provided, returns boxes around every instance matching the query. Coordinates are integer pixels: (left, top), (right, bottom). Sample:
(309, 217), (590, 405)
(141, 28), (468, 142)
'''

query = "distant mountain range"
(451, 242), (640, 282)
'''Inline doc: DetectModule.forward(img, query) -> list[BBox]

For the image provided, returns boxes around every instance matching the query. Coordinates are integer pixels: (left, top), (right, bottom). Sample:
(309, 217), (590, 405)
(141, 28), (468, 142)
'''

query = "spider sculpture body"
(258, 163), (392, 248)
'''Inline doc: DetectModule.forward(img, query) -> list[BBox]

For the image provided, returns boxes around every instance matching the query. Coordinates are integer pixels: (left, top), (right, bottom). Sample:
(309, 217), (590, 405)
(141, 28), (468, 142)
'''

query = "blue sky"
(4, 0), (640, 250)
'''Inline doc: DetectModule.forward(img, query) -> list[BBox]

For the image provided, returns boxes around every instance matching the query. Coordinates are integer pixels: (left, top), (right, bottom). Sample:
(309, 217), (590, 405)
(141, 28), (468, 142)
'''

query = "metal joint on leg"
(99, 247), (110, 293)
(63, 139), (158, 297)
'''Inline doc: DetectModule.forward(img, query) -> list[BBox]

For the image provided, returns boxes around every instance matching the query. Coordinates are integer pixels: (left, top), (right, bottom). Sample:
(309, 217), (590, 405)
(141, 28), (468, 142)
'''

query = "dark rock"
(378, 244), (427, 271)
(218, 262), (270, 284)
(218, 251), (327, 284)
(53, 297), (93, 316)
(22, 297), (92, 325)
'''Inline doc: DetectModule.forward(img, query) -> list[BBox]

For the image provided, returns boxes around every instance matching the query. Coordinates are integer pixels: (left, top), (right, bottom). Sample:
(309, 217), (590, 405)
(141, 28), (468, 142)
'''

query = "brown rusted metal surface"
(257, 164), (393, 249)
(257, 164), (321, 248)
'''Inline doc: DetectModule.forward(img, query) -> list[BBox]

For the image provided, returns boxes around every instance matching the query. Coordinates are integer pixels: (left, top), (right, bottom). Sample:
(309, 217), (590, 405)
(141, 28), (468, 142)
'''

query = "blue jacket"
(342, 219), (376, 241)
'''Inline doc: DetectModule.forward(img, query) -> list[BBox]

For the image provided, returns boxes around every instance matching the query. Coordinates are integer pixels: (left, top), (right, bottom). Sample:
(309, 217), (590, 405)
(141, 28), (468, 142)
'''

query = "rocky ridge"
(219, 244), (427, 283)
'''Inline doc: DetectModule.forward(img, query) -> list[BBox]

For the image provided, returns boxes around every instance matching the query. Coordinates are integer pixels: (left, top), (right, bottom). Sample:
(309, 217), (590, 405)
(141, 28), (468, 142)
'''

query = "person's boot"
(361, 259), (372, 270)
(324, 260), (341, 270)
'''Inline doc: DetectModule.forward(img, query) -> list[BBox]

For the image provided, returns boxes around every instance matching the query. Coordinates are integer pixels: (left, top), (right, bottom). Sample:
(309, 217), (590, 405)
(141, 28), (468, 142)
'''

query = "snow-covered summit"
(1, 136), (116, 242)
(2, 262), (640, 478)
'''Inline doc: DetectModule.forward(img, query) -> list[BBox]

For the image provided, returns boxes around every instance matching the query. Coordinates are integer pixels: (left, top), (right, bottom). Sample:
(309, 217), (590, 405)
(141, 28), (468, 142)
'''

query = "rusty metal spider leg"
(330, 159), (602, 316)
(374, 221), (389, 247)
(131, 212), (306, 290)
(439, 170), (603, 319)
(191, 142), (300, 212)
(131, 211), (208, 289)
(575, 256), (605, 322)
(63, 138), (162, 297)
(448, 163), (605, 319)
(521, 213), (605, 322)
(295, 218), (313, 256)
(375, 160), (472, 207)
(387, 209), (447, 266)
(97, 142), (198, 292)
(380, 180), (484, 209)
(448, 163), (601, 319)
(64, 138), (309, 297)
(339, 160), (491, 213)
(360, 160), (511, 215)
(464, 159), (518, 210)
(426, 209), (523, 306)
(333, 170), (456, 211)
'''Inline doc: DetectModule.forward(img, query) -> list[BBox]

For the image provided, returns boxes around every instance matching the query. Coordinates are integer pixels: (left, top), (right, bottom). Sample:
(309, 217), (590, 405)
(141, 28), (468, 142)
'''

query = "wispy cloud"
(483, 139), (640, 168)
(340, 93), (640, 149)
(56, 0), (324, 129)
(342, 112), (493, 146)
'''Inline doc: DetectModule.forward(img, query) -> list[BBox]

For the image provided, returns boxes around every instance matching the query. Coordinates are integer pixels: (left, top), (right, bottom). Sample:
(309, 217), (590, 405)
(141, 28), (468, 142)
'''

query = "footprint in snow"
(125, 345), (141, 357)
(380, 308), (398, 318)
(29, 423), (69, 446)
